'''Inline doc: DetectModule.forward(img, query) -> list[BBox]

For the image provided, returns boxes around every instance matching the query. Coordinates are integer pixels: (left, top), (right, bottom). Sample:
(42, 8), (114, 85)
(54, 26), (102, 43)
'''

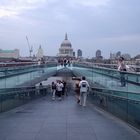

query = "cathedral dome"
(61, 33), (72, 47)
(58, 33), (73, 57)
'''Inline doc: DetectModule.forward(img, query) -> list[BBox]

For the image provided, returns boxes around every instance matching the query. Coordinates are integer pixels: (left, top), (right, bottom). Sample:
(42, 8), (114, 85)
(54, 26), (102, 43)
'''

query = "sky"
(0, 0), (140, 58)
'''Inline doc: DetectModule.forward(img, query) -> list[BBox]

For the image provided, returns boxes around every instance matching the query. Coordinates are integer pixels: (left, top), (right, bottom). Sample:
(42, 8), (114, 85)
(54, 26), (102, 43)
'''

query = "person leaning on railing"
(118, 57), (127, 87)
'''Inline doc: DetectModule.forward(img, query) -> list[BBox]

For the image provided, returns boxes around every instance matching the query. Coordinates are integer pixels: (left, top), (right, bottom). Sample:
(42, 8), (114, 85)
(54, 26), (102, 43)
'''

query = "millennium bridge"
(0, 61), (140, 140)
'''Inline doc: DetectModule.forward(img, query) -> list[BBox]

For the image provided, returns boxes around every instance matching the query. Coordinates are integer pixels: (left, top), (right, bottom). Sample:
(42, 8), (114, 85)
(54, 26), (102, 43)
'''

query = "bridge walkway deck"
(0, 92), (140, 140)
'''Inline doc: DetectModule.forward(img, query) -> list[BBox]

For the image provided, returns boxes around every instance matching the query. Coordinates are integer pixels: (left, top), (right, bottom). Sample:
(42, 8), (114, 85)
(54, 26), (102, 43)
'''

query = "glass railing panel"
(72, 64), (140, 93)
(127, 100), (140, 129)
(90, 87), (140, 130)
(73, 66), (122, 89)
(0, 86), (51, 113)
(0, 65), (57, 89)
(0, 63), (57, 78)
(127, 92), (140, 100)
(0, 92), (23, 112)
(127, 73), (140, 84)
(107, 96), (128, 121)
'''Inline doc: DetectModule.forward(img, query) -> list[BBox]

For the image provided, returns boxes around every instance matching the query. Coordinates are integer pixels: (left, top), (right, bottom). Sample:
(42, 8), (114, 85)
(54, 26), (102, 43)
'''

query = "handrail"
(0, 86), (50, 96)
(91, 87), (140, 102)
(0, 85), (50, 113)
(73, 62), (140, 75)
(91, 86), (140, 95)
(72, 64), (140, 87)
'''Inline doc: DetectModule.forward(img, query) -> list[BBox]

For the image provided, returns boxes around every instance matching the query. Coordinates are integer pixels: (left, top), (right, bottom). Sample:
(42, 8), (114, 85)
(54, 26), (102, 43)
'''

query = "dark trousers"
(57, 91), (62, 97)
(120, 73), (126, 86)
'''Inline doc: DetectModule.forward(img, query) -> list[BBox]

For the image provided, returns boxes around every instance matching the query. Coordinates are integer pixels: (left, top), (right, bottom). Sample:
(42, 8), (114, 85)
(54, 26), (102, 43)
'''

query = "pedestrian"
(62, 80), (66, 96)
(39, 82), (43, 95)
(51, 82), (56, 100)
(56, 80), (64, 100)
(75, 79), (81, 104)
(118, 57), (127, 86)
(79, 76), (90, 107)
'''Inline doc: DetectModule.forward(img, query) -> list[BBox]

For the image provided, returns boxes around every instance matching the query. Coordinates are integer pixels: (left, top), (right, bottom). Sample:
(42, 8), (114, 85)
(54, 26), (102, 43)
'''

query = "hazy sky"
(0, 0), (140, 58)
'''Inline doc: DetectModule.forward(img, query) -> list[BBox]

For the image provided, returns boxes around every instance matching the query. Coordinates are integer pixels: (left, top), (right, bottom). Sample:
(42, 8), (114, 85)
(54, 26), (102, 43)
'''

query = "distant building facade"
(110, 51), (130, 60)
(96, 50), (103, 59)
(58, 33), (74, 57)
(73, 51), (75, 57)
(116, 51), (121, 58)
(134, 54), (140, 60)
(0, 49), (19, 58)
(122, 53), (131, 60)
(77, 49), (82, 58)
(37, 45), (44, 60)
(110, 53), (116, 60)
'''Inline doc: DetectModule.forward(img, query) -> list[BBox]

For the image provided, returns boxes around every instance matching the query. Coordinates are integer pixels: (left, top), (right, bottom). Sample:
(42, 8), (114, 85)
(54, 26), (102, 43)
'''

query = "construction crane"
(26, 36), (33, 58)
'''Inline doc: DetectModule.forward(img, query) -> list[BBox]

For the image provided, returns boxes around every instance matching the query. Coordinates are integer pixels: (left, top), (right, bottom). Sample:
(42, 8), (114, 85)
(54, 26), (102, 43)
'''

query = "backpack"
(81, 82), (87, 88)
(80, 81), (88, 92)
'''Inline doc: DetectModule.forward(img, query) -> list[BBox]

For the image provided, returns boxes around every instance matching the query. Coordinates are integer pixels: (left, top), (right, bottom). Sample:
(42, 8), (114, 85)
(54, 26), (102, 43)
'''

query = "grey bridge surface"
(0, 92), (140, 140)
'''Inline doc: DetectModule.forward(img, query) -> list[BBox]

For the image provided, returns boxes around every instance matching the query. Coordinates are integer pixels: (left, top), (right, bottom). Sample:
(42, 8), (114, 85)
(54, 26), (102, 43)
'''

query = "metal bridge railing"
(0, 86), (51, 113)
(90, 87), (140, 130)
(73, 62), (140, 85)
(0, 64), (57, 88)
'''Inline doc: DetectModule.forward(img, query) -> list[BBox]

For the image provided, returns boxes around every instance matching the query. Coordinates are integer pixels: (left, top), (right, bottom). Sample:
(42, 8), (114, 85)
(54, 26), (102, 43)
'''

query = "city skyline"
(0, 0), (140, 58)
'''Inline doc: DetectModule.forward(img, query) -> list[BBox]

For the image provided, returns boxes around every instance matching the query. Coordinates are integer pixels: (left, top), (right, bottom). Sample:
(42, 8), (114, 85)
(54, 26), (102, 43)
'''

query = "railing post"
(0, 94), (2, 112)
(126, 92), (128, 122)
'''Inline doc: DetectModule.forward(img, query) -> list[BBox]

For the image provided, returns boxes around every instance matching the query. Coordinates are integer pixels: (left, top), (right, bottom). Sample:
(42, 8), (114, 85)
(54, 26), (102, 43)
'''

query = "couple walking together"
(51, 80), (66, 100)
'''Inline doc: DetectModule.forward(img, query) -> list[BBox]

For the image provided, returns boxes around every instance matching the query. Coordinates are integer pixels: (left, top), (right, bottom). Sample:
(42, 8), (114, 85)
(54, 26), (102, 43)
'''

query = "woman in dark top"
(75, 80), (80, 103)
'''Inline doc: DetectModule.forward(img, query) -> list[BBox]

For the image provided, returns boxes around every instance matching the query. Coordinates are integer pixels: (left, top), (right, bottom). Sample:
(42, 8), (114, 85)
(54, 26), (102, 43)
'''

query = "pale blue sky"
(0, 0), (140, 58)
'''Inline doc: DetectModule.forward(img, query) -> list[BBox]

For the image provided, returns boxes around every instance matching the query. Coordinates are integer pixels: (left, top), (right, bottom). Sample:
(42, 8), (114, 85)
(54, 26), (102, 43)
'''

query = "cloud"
(101, 35), (140, 43)
(0, 9), (17, 18)
(0, 0), (46, 18)
(68, 0), (110, 7)
(0, 0), (140, 58)
(0, 0), (111, 18)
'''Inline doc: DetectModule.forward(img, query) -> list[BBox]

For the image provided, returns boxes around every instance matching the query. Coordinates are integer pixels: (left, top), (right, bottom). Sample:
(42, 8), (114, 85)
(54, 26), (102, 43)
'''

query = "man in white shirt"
(79, 76), (90, 107)
(56, 80), (64, 100)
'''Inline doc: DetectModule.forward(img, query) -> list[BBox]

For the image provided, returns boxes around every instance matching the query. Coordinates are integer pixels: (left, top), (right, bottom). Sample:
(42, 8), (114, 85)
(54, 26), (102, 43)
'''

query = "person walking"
(62, 80), (66, 96)
(75, 79), (81, 104)
(56, 80), (64, 100)
(39, 82), (43, 95)
(51, 82), (56, 100)
(79, 76), (90, 107)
